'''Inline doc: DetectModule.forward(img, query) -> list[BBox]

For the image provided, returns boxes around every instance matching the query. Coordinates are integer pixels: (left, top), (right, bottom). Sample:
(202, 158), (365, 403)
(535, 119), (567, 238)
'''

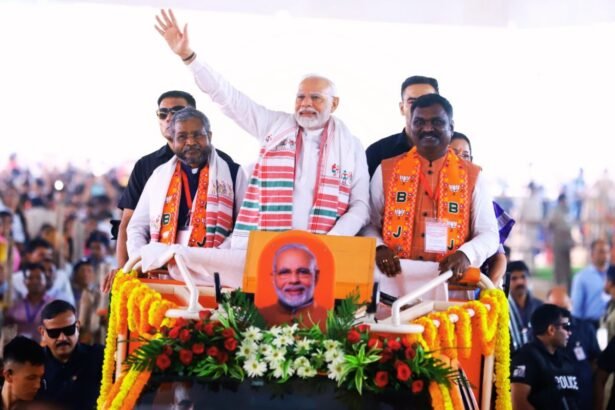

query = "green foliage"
(220, 290), (266, 330)
(326, 291), (361, 340)
(124, 337), (168, 371)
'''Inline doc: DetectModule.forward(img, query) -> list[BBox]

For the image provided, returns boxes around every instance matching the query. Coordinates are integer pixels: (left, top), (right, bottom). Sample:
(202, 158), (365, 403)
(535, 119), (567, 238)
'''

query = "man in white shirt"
(154, 9), (370, 250)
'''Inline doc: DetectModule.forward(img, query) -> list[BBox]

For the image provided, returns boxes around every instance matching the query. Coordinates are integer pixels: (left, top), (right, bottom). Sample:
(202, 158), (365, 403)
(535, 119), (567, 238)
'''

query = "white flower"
(323, 339), (341, 351)
(242, 326), (263, 342)
(282, 323), (299, 337)
(259, 344), (273, 357)
(327, 360), (345, 381)
(265, 347), (287, 364)
(293, 356), (310, 370)
(244, 358), (267, 378)
(269, 326), (283, 337)
(296, 364), (316, 379)
(272, 334), (294, 348)
(237, 341), (259, 358)
(296, 338), (313, 352)
(324, 348), (344, 364)
(272, 361), (294, 379)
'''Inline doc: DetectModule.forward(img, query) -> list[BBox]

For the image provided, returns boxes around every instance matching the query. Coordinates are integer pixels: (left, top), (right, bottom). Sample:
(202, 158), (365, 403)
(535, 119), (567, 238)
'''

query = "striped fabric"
(233, 120), (352, 238)
(493, 201), (515, 244)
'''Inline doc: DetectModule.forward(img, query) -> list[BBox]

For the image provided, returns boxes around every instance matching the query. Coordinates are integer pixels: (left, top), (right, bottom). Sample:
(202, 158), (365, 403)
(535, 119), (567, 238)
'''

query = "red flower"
(367, 337), (382, 349)
(401, 337), (412, 348)
(179, 329), (192, 343)
(404, 347), (416, 360)
(175, 318), (188, 328)
(163, 345), (173, 356)
(387, 339), (401, 352)
(379, 348), (393, 364)
(411, 379), (424, 393)
(357, 324), (370, 333)
(396, 362), (412, 382)
(206, 346), (219, 357)
(192, 343), (205, 355)
(224, 338), (238, 352)
(217, 351), (229, 364)
(168, 326), (181, 339)
(204, 323), (215, 336)
(347, 329), (361, 344)
(160, 326), (169, 336)
(199, 310), (212, 321)
(374, 371), (389, 388)
(222, 328), (235, 338)
(155, 354), (171, 371)
(179, 349), (193, 366)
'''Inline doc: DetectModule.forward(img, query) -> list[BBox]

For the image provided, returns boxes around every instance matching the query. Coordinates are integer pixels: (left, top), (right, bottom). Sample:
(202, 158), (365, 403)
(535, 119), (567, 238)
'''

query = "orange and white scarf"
(383, 148), (470, 260)
(149, 152), (234, 248)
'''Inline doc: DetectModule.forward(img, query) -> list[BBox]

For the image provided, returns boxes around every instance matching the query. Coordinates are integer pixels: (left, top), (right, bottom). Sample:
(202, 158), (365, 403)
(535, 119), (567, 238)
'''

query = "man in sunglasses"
(511, 304), (580, 410)
(155, 10), (370, 250)
(36, 300), (103, 410)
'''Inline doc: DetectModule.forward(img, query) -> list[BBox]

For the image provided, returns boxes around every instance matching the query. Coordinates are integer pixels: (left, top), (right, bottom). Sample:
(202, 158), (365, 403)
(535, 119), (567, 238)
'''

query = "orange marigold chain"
(121, 370), (152, 410)
(428, 311), (456, 360)
(382, 147), (469, 259)
(413, 316), (439, 351)
(139, 293), (160, 335)
(447, 305), (472, 359)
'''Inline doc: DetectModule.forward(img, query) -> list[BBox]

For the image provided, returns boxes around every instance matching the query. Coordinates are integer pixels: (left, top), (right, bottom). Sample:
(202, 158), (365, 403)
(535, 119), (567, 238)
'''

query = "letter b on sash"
(396, 192), (407, 203)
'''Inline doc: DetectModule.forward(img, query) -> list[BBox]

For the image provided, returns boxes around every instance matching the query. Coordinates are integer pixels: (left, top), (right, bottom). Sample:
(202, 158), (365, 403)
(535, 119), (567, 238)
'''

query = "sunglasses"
(156, 105), (186, 120)
(44, 323), (77, 338)
(556, 322), (572, 332)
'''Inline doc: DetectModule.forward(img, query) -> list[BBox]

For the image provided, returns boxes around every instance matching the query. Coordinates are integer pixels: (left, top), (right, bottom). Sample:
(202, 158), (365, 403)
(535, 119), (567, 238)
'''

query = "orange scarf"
(159, 162), (210, 247)
(383, 147), (469, 260)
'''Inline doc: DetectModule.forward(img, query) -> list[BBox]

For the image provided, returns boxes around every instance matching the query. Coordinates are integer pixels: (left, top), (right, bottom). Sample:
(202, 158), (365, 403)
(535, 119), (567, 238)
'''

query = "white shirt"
(366, 164), (499, 267)
(189, 60), (370, 238)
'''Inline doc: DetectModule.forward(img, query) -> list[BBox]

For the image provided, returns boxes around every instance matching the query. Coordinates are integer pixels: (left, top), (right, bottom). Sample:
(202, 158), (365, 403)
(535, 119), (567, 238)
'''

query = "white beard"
(274, 283), (315, 308)
(294, 106), (331, 130)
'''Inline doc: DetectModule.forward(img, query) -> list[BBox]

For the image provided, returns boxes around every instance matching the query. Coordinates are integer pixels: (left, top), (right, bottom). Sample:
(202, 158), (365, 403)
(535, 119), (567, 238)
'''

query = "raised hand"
(154, 9), (193, 60)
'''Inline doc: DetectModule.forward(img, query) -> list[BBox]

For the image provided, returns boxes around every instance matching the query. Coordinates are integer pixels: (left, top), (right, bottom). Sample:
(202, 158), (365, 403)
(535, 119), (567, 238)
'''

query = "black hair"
(170, 107), (212, 137)
(590, 238), (611, 252)
(410, 94), (453, 120)
(607, 265), (615, 283)
(530, 304), (567, 336)
(400, 76), (439, 98)
(23, 263), (45, 277)
(25, 237), (52, 254)
(507, 260), (529, 276)
(41, 299), (76, 322)
(451, 132), (472, 155)
(0, 210), (12, 219)
(86, 230), (110, 249)
(158, 90), (196, 108)
(72, 258), (93, 277)
(3, 336), (45, 366)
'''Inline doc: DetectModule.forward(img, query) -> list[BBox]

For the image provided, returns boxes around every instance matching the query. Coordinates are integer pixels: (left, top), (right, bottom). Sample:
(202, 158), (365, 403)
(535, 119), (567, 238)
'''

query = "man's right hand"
(154, 9), (193, 60)
(375, 245), (402, 277)
(101, 268), (118, 294)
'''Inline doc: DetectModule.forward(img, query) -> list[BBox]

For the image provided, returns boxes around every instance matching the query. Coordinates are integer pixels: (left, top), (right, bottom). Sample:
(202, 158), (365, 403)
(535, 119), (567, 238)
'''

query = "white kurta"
(364, 163), (499, 298)
(188, 60), (370, 245)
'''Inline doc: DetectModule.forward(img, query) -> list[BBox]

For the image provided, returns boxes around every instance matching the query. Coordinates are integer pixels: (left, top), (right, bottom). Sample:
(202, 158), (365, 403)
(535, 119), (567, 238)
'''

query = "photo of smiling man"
(259, 243), (328, 328)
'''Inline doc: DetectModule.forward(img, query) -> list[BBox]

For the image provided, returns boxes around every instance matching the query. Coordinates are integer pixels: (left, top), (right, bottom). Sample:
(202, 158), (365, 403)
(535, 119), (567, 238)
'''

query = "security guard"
(511, 304), (579, 410)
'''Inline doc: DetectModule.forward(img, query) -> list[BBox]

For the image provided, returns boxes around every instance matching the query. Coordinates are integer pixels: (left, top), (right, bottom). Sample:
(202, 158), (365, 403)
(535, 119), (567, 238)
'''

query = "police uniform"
(563, 317), (601, 408)
(511, 339), (579, 409)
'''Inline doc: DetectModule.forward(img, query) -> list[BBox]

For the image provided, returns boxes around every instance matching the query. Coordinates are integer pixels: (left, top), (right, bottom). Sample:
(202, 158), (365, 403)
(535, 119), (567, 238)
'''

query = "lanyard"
(181, 170), (194, 221)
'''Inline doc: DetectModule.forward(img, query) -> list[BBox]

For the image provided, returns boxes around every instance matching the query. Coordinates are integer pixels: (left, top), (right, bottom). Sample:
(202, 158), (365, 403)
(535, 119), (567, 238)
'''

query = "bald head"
(294, 75), (339, 130)
(546, 286), (572, 311)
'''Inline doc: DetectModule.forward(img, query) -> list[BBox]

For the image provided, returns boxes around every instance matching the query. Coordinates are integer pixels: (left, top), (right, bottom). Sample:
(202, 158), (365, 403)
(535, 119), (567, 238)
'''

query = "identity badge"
(424, 218), (448, 253)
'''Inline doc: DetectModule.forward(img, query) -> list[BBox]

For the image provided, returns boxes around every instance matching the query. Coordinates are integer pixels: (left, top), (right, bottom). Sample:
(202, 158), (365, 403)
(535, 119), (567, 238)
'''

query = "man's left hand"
(438, 251), (471, 281)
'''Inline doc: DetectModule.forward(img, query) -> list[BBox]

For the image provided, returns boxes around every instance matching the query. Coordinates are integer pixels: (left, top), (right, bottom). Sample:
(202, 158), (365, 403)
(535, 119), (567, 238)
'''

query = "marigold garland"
(447, 306), (471, 359)
(465, 299), (498, 355)
(118, 370), (152, 410)
(428, 311), (456, 359)
(413, 316), (439, 351)
(139, 293), (160, 334)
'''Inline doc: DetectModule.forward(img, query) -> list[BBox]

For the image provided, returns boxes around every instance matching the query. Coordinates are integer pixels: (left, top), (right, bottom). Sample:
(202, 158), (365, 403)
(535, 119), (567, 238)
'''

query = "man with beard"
(366, 94), (498, 299)
(508, 260), (543, 346)
(260, 244), (327, 328)
(511, 304), (579, 410)
(36, 300), (103, 410)
(154, 10), (370, 250)
(126, 108), (247, 285)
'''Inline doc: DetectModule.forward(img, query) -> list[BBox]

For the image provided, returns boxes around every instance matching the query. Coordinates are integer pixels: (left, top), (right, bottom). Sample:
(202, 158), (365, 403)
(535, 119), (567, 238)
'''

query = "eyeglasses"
(156, 105), (186, 120)
(556, 322), (572, 332)
(44, 323), (77, 338)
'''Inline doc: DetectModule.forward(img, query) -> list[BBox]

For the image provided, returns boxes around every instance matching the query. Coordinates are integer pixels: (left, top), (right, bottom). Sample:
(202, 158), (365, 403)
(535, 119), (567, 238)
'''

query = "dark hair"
(3, 336), (45, 366)
(401, 76), (439, 98)
(158, 90), (196, 108)
(410, 94), (453, 120)
(530, 304), (567, 335)
(507, 260), (529, 276)
(170, 107), (212, 137)
(0, 210), (13, 220)
(591, 238), (611, 252)
(25, 237), (52, 254)
(607, 265), (615, 283)
(451, 132), (472, 155)
(41, 299), (76, 322)
(72, 258), (93, 277)
(23, 263), (45, 278)
(86, 230), (110, 249)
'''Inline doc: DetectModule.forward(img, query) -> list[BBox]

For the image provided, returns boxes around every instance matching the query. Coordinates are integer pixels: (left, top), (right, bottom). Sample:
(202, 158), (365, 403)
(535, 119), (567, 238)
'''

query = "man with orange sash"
(366, 94), (498, 299)
(127, 107), (248, 287)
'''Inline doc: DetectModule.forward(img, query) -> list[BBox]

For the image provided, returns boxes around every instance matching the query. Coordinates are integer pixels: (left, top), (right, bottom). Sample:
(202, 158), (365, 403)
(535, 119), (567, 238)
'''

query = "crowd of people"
(0, 7), (614, 409)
